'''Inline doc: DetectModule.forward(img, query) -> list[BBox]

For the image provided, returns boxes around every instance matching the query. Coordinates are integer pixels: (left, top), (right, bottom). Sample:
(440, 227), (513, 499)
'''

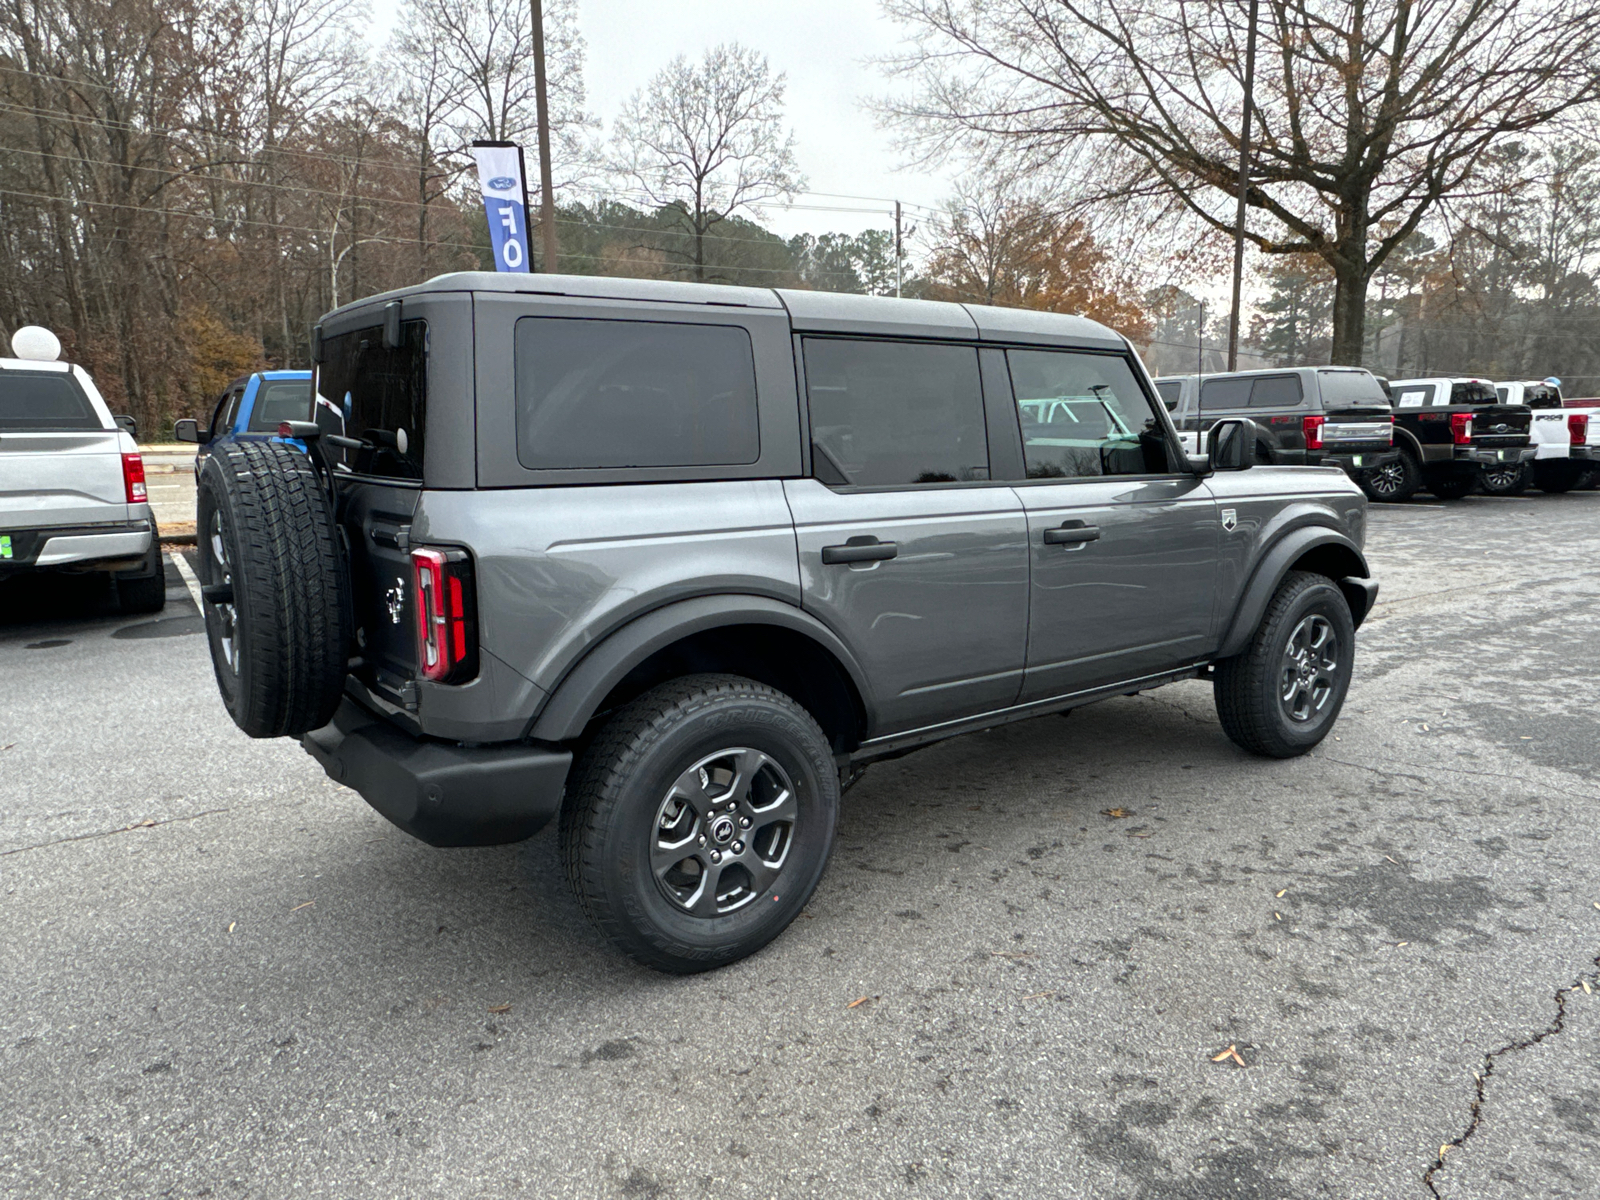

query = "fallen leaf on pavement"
(1211, 1044), (1247, 1067)
(487, 1004), (511, 1014)
(1583, 981), (1592, 995)
(1021, 991), (1055, 1001)
(1102, 808), (1132, 819)
(1439, 1144), (1451, 1159)
(1274, 912), (1282, 921)
(1385, 856), (1399, 864)
(290, 901), (314, 912)
(847, 996), (871, 1009)
(227, 922), (235, 933)
(1276, 889), (1288, 898)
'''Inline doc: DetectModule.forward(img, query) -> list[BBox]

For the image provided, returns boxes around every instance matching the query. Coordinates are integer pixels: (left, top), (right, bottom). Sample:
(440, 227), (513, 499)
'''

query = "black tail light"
(411, 546), (478, 683)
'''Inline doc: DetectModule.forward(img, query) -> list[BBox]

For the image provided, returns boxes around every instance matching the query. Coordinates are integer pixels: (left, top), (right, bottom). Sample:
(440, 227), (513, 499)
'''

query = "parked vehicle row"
(1154, 365), (1597, 503)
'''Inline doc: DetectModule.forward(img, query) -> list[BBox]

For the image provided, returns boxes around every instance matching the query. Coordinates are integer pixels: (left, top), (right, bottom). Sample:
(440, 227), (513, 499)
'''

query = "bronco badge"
(1221, 508), (1238, 532)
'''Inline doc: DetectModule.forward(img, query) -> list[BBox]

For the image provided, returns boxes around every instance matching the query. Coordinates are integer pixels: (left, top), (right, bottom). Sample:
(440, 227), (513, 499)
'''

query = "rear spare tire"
(196, 440), (351, 738)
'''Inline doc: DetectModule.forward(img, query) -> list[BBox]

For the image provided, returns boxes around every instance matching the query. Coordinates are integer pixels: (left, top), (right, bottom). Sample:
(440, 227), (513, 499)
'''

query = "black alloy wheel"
(1479, 462), (1528, 496)
(1359, 452), (1419, 503)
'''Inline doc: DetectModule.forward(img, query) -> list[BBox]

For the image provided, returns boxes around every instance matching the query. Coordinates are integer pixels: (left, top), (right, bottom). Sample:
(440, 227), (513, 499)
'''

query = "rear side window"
(315, 321), (427, 480)
(1248, 375), (1303, 407)
(248, 380), (313, 431)
(1154, 380), (1181, 411)
(1199, 377), (1250, 412)
(803, 338), (987, 486)
(514, 318), (759, 470)
(0, 371), (100, 431)
(1317, 370), (1388, 407)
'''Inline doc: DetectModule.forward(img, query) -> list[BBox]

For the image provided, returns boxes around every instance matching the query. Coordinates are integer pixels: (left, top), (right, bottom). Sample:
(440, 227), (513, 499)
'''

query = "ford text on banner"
(471, 141), (533, 274)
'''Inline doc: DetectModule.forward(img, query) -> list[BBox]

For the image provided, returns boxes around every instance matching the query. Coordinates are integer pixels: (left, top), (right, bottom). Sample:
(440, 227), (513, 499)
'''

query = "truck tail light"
(1570, 414), (1589, 445)
(121, 452), (147, 503)
(411, 547), (478, 684)
(1450, 412), (1473, 445)
(1301, 414), (1324, 451)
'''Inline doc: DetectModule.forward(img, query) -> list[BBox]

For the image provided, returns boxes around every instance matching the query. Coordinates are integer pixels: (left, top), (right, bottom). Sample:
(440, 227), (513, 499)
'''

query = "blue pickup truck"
(174, 371), (316, 463)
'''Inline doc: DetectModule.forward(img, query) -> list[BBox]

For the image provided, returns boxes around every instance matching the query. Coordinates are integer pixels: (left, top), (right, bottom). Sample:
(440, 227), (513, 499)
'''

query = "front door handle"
(821, 537), (898, 565)
(1043, 522), (1101, 546)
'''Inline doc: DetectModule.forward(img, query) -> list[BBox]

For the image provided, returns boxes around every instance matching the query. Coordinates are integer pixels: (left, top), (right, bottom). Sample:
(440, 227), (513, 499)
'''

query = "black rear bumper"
(302, 696), (571, 847)
(1318, 448), (1399, 476)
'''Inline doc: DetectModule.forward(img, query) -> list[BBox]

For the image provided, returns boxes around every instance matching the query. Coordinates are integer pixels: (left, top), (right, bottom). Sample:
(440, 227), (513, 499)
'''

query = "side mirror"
(174, 418), (202, 444)
(1207, 419), (1257, 471)
(114, 414), (137, 438)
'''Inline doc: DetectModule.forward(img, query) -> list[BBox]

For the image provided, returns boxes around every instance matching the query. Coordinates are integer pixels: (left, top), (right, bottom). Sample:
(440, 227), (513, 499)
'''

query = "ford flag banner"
(471, 141), (533, 273)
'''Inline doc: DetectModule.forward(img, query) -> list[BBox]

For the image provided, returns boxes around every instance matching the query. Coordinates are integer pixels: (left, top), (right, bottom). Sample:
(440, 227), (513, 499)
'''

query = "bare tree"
(610, 43), (803, 282)
(881, 0), (1600, 363)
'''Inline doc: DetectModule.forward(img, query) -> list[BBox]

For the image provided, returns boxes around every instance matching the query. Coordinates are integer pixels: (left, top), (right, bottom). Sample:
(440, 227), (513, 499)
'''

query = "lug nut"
(727, 802), (738, 812)
(739, 816), (751, 829)
(709, 850), (722, 863)
(732, 840), (744, 854)
(697, 835), (706, 846)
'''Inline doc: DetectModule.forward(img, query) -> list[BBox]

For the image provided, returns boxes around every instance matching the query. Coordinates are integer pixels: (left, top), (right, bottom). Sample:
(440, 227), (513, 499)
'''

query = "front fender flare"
(1217, 527), (1374, 660)
(526, 594), (876, 743)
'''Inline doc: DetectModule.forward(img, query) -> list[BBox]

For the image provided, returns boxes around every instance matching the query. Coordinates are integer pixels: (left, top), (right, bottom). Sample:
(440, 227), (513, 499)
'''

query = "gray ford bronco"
(194, 273), (1377, 973)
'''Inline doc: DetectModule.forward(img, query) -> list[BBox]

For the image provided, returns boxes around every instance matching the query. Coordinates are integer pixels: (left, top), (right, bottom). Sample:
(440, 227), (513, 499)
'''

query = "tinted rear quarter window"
(315, 320), (427, 479)
(0, 371), (100, 431)
(248, 380), (314, 431)
(803, 338), (987, 487)
(1316, 369), (1388, 407)
(1199, 377), (1251, 412)
(514, 318), (759, 471)
(1523, 385), (1561, 409)
(1249, 374), (1303, 407)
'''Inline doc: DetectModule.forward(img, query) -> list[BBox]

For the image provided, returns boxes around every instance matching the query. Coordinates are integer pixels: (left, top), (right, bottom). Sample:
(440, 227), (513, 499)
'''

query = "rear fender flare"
(526, 595), (876, 744)
(1217, 526), (1372, 660)
(1391, 424), (1425, 460)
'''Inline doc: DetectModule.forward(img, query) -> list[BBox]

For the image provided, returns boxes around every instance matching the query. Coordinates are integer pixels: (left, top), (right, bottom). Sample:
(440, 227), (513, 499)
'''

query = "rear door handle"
(1043, 523), (1101, 546)
(821, 538), (898, 565)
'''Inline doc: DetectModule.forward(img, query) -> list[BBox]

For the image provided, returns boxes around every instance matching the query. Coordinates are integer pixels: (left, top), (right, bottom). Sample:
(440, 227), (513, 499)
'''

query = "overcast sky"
(364, 0), (959, 242)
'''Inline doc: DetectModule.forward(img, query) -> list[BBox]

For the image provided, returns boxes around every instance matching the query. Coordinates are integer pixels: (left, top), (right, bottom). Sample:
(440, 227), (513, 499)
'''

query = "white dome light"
(11, 326), (62, 362)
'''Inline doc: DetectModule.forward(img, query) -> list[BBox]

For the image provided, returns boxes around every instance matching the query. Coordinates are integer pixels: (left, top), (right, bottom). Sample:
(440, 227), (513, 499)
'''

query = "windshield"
(0, 370), (101, 431)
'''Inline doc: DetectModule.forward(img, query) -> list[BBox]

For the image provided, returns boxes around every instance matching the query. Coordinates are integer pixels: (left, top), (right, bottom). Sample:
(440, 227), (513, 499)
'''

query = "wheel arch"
(1217, 526), (1373, 660)
(1391, 423), (1425, 459)
(526, 595), (874, 753)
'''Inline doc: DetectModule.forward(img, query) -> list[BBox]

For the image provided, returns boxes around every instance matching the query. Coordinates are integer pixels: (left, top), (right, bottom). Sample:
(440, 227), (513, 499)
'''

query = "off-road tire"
(560, 674), (839, 973)
(1532, 460), (1581, 494)
(1214, 571), (1356, 759)
(1359, 451), (1420, 503)
(1426, 471), (1474, 501)
(115, 529), (166, 614)
(1480, 461), (1528, 496)
(195, 440), (350, 738)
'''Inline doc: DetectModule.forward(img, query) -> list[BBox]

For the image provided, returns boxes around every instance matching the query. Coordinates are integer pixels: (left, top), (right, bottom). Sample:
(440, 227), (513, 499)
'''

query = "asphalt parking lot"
(3, 494), (1598, 1199)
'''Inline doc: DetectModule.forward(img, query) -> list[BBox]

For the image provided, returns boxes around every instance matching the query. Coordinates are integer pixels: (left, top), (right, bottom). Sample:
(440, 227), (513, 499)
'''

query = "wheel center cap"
(710, 815), (737, 845)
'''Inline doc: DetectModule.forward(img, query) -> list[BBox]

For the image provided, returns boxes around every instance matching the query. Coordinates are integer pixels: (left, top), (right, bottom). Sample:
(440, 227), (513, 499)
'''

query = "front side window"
(1008, 349), (1170, 479)
(803, 338), (987, 486)
(515, 317), (759, 471)
(314, 320), (427, 480)
(248, 379), (314, 431)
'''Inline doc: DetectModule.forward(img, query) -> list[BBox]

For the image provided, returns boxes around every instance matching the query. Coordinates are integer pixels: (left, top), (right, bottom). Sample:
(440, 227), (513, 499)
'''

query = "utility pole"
(1197, 299), (1205, 376)
(530, 0), (559, 273)
(1226, 0), (1260, 371)
(894, 201), (903, 297)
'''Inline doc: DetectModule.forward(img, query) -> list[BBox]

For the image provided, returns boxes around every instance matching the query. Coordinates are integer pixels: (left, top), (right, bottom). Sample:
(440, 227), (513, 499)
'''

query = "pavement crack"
(1422, 948), (1600, 1197)
(0, 808), (231, 857)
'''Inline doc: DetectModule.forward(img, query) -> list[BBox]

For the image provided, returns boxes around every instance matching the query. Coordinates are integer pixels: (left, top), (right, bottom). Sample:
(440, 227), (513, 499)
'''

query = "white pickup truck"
(1493, 379), (1598, 493)
(0, 326), (165, 611)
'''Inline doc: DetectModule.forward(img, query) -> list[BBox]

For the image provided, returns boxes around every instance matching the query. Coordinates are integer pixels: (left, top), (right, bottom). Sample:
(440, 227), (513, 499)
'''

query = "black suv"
(1154, 367), (1398, 500)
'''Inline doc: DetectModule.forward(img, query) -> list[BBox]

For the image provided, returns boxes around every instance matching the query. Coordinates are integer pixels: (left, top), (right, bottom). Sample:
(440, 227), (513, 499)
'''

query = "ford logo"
(486, 176), (516, 190)
(1493, 424), (1508, 432)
